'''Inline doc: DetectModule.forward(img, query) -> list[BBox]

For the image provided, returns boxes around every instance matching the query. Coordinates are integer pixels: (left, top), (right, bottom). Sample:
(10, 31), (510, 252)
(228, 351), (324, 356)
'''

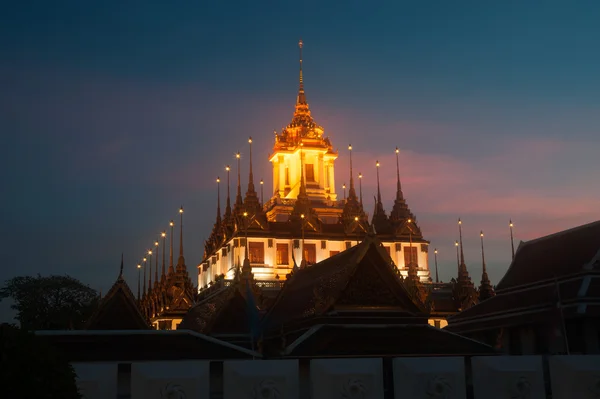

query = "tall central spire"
(297, 39), (306, 105)
(177, 206), (185, 271)
(395, 147), (403, 199)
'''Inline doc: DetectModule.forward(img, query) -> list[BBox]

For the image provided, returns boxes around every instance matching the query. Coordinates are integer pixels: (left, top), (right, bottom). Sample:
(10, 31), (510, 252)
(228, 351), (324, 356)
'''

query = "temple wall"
(72, 355), (600, 398)
(198, 237), (431, 289)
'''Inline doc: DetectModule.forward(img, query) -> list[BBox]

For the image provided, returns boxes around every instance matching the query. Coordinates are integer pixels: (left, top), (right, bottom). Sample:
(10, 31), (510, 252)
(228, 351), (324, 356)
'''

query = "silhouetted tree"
(0, 323), (81, 398)
(0, 275), (99, 330)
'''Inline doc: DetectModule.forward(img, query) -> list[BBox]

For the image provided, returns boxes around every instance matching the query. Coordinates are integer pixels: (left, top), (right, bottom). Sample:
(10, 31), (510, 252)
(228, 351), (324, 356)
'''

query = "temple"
(198, 40), (431, 291)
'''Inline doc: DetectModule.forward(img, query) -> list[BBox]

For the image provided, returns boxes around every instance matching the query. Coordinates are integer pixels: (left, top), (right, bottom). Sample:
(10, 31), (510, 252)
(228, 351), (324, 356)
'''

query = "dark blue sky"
(1, 1), (599, 320)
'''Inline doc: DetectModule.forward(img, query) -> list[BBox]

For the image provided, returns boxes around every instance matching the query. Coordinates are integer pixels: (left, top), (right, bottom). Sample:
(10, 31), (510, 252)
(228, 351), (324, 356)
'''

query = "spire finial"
(148, 248), (153, 293)
(247, 137), (255, 193)
(509, 219), (515, 260)
(479, 230), (495, 300)
(142, 256), (147, 294)
(154, 238), (159, 286)
(119, 253), (124, 279)
(235, 152), (243, 211)
(480, 231), (486, 272)
(395, 147), (403, 198)
(299, 142), (307, 197)
(297, 39), (306, 105)
(458, 218), (465, 265)
(375, 161), (382, 205)
(455, 240), (460, 273)
(177, 206), (185, 268)
(434, 248), (439, 283)
(161, 231), (166, 279)
(224, 165), (232, 220)
(358, 172), (363, 206)
(168, 220), (174, 274)
(216, 176), (222, 224)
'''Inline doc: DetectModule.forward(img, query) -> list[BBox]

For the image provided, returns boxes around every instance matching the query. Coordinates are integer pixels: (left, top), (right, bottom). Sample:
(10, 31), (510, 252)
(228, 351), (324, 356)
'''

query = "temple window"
(304, 243), (317, 265)
(249, 242), (265, 264)
(329, 250), (340, 257)
(321, 240), (327, 249)
(403, 246), (418, 267)
(276, 243), (289, 265)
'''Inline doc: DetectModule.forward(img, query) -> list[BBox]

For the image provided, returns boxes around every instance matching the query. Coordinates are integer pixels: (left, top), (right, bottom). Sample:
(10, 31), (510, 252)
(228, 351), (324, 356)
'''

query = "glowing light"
(458, 218), (462, 225)
(143, 257), (147, 262)
(137, 264), (141, 269)
(434, 249), (438, 254)
(358, 173), (362, 179)
(395, 147), (399, 154)
(243, 212), (248, 217)
(510, 221), (514, 227)
(376, 161), (380, 167)
(148, 250), (152, 255)
(455, 241), (459, 247)
(216, 177), (220, 183)
(236, 152), (240, 159)
(179, 207), (184, 214)
(408, 219), (412, 223)
(354, 216), (358, 221)
(169, 221), (174, 227)
(161, 231), (166, 238)
(260, 180), (264, 185)
(300, 214), (305, 219)
(248, 137), (253, 143)
(480, 231), (484, 237)
(155, 241), (159, 246)
(343, 183), (346, 189)
(225, 165), (230, 171)
(348, 144), (352, 151)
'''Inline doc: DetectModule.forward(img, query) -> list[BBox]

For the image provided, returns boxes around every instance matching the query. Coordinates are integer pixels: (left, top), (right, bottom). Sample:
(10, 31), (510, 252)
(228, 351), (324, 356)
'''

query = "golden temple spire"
(348, 144), (357, 199)
(297, 39), (306, 105)
(177, 206), (185, 270)
(395, 147), (403, 199)
(216, 176), (222, 226)
(235, 152), (243, 211)
(161, 231), (166, 279)
(509, 219), (515, 260)
(168, 220), (174, 274)
(247, 137), (256, 194)
(479, 230), (495, 300)
(458, 218), (465, 266)
(224, 165), (232, 221)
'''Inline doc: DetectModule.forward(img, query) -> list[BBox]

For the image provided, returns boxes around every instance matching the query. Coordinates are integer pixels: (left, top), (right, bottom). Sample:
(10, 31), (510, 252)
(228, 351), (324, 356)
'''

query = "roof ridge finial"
(119, 253), (124, 279)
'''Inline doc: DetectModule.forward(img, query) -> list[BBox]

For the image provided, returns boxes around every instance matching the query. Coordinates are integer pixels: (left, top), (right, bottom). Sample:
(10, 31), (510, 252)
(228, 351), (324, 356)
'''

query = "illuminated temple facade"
(198, 41), (431, 289)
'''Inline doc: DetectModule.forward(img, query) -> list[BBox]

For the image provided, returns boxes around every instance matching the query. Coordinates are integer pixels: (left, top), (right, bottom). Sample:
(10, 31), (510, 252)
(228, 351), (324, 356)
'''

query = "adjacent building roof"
(86, 261), (149, 330)
(447, 221), (600, 334)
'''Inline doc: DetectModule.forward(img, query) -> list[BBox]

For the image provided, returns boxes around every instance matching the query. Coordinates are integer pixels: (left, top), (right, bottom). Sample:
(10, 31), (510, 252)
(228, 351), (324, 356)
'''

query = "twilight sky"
(1, 1), (599, 319)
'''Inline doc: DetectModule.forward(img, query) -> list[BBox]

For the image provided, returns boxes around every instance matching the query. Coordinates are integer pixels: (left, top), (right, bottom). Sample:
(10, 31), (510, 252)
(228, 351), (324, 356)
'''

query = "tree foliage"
(0, 323), (81, 398)
(0, 275), (99, 330)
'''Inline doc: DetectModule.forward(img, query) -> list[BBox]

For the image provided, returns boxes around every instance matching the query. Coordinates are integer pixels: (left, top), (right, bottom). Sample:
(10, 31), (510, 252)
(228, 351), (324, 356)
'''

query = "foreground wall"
(73, 355), (600, 399)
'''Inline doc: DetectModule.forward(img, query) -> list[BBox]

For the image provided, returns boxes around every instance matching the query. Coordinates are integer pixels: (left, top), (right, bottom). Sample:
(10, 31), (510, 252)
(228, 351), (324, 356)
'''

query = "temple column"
(319, 153), (325, 190)
(328, 161), (336, 195)
(278, 155), (285, 196)
(273, 158), (280, 196)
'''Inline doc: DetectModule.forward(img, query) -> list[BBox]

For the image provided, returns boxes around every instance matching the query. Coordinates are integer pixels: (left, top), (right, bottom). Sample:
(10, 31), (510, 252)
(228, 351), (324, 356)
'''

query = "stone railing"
(73, 355), (599, 398)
